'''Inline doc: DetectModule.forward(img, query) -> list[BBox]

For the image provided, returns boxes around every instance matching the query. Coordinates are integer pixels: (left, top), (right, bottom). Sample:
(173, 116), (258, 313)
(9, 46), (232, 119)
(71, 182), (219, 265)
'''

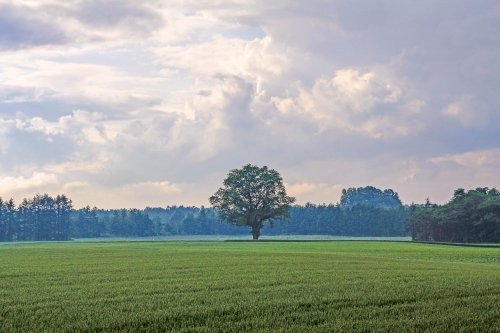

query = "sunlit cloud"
(0, 0), (498, 207)
(0, 172), (58, 198)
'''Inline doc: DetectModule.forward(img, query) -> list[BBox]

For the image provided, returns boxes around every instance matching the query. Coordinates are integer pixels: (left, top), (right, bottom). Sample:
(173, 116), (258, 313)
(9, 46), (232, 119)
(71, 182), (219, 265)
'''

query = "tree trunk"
(251, 224), (260, 240)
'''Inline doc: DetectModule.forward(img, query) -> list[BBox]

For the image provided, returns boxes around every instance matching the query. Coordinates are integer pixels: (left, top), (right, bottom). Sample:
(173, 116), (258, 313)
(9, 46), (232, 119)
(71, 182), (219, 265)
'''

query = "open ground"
(0, 241), (499, 332)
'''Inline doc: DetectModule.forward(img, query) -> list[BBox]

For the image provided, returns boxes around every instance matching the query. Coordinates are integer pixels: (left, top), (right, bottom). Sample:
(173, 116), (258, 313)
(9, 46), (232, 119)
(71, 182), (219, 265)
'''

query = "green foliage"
(73, 206), (101, 238)
(0, 241), (498, 332)
(210, 164), (295, 239)
(1, 194), (73, 241)
(264, 204), (409, 236)
(0, 198), (15, 242)
(97, 209), (154, 237)
(1, 201), (410, 241)
(340, 186), (402, 209)
(408, 188), (500, 243)
(0, 195), (156, 241)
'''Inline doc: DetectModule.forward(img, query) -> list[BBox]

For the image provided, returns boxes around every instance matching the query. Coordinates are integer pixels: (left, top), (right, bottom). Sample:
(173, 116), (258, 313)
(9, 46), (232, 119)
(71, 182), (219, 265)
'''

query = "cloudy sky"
(0, 0), (499, 208)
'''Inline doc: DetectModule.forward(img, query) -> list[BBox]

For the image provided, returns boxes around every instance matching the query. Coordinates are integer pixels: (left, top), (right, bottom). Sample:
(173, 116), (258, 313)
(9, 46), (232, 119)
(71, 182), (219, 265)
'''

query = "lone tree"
(209, 164), (295, 240)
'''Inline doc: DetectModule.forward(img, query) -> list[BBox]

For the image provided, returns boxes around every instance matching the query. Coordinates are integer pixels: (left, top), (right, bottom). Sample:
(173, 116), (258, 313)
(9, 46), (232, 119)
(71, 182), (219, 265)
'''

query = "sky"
(0, 0), (499, 208)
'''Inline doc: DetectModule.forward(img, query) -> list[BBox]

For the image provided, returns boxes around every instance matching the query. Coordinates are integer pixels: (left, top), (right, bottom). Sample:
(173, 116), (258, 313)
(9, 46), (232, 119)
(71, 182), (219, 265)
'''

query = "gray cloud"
(0, 0), (166, 50)
(77, 1), (160, 26)
(74, 0), (165, 38)
(0, 1), (499, 207)
(0, 3), (68, 49)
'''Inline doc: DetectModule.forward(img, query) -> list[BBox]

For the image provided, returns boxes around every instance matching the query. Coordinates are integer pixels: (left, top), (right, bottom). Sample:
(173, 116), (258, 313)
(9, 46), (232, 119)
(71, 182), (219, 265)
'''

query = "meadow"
(0, 241), (498, 332)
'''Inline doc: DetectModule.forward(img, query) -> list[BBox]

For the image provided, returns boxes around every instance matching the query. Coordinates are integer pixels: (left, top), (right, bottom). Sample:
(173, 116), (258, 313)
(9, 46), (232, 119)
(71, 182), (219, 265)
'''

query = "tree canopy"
(0, 194), (72, 241)
(408, 188), (500, 243)
(340, 186), (402, 209)
(209, 164), (295, 240)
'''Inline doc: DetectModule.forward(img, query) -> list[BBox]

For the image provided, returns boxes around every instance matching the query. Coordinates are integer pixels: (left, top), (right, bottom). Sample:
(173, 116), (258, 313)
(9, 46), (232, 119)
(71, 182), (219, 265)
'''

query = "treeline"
(2, 186), (498, 243)
(146, 207), (247, 236)
(0, 194), (72, 241)
(145, 204), (409, 237)
(340, 186), (402, 209)
(408, 188), (500, 243)
(97, 197), (410, 237)
(0, 190), (410, 241)
(264, 204), (409, 236)
(0, 194), (154, 241)
(76, 208), (153, 238)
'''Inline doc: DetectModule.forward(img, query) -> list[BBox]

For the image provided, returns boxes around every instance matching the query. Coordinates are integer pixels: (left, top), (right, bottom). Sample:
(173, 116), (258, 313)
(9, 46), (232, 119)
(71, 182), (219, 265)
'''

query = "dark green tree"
(0, 198), (7, 241)
(340, 186), (402, 209)
(54, 195), (72, 241)
(408, 188), (500, 243)
(209, 164), (295, 240)
(4, 199), (15, 241)
(73, 206), (100, 238)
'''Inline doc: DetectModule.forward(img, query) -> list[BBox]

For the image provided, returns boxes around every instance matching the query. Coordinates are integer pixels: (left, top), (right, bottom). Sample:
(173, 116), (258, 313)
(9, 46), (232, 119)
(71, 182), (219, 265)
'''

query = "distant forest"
(408, 188), (500, 243)
(0, 186), (409, 241)
(0, 186), (498, 243)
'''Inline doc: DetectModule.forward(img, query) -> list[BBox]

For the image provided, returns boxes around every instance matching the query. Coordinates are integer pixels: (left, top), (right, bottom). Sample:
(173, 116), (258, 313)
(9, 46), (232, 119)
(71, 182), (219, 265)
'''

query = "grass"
(0, 241), (499, 332)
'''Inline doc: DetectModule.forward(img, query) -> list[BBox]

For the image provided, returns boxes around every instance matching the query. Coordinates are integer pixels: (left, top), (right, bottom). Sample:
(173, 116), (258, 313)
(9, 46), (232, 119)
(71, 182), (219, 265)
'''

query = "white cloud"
(63, 181), (89, 191)
(0, 59), (163, 114)
(0, 0), (498, 207)
(67, 181), (186, 209)
(123, 181), (181, 195)
(45, 153), (111, 174)
(0, 172), (58, 195)
(285, 182), (345, 204)
(153, 35), (288, 83)
(430, 149), (500, 168)
(286, 182), (321, 197)
(112, 75), (256, 161)
(442, 95), (499, 127)
(272, 68), (425, 138)
(14, 110), (109, 144)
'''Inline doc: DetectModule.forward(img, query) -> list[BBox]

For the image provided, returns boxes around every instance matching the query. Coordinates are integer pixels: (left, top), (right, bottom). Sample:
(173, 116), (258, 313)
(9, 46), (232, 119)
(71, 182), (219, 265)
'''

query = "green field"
(0, 241), (499, 332)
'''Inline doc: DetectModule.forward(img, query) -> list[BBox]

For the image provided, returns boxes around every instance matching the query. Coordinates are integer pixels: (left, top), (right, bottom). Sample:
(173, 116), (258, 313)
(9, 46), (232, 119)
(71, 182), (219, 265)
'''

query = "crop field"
(0, 241), (499, 332)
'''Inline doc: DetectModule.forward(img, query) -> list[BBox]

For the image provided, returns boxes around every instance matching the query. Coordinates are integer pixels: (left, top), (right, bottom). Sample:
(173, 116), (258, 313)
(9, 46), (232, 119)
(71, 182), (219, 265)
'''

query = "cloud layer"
(0, 0), (499, 208)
